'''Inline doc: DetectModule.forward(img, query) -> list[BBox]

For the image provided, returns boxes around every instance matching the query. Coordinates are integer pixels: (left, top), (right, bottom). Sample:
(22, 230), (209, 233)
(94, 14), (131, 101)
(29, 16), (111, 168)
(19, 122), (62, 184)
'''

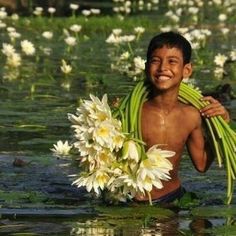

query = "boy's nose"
(158, 61), (168, 71)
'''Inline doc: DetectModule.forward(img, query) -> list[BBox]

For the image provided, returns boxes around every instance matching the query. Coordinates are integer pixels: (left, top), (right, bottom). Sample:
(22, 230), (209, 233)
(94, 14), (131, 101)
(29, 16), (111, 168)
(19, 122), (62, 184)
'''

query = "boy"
(135, 31), (230, 203)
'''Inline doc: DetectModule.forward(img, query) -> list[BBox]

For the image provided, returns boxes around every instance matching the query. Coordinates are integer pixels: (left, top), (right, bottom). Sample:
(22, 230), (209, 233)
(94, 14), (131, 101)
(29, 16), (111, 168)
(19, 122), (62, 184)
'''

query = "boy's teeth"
(158, 76), (171, 81)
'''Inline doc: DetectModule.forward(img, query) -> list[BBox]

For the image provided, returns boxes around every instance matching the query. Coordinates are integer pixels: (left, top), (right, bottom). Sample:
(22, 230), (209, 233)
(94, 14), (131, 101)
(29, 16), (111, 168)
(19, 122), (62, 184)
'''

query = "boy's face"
(146, 45), (192, 92)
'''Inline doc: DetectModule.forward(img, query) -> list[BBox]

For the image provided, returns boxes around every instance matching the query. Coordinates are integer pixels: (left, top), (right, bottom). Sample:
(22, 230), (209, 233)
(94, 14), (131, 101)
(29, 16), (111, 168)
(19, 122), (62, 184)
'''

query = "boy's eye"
(150, 58), (160, 64)
(169, 59), (178, 64)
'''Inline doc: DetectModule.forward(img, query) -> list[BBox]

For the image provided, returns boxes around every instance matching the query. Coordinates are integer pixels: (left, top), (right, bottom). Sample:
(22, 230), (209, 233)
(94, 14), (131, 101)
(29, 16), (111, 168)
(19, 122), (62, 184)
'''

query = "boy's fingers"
(200, 96), (230, 122)
(201, 96), (218, 103)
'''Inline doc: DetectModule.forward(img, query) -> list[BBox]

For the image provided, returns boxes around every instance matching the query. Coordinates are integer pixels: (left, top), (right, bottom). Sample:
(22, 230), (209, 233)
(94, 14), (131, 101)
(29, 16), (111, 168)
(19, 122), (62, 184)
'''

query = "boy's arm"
(200, 96), (230, 122)
(187, 97), (230, 172)
(186, 113), (214, 173)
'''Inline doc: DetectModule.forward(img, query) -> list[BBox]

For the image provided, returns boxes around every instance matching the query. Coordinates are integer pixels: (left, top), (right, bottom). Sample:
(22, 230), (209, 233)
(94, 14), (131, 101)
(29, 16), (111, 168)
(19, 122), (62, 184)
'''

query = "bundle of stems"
(113, 81), (236, 204)
(179, 82), (236, 204)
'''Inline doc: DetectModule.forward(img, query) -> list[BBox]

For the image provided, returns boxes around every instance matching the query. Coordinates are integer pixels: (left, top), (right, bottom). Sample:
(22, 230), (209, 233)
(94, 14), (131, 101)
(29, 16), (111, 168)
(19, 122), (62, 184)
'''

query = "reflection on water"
(0, 215), (231, 235)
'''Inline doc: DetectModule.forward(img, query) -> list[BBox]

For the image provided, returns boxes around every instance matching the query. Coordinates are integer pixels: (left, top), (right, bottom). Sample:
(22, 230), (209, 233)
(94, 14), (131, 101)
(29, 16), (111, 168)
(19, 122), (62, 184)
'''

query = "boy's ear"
(183, 63), (192, 78)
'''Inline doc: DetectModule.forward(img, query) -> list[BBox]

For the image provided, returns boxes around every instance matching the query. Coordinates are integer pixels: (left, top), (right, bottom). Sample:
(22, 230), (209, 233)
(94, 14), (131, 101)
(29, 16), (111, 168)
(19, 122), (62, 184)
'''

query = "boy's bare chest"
(141, 107), (190, 150)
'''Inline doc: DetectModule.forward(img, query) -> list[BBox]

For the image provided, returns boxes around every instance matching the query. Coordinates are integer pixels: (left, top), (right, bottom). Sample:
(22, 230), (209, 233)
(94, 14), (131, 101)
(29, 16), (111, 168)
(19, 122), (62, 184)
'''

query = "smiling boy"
(135, 32), (230, 203)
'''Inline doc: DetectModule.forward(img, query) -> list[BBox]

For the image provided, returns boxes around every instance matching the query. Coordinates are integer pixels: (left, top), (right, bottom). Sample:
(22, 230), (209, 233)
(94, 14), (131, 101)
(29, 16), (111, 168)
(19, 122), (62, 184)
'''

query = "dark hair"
(146, 31), (192, 65)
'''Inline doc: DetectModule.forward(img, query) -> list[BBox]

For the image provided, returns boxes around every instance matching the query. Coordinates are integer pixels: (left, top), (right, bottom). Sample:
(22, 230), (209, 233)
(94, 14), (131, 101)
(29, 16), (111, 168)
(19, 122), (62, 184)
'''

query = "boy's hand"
(200, 96), (230, 122)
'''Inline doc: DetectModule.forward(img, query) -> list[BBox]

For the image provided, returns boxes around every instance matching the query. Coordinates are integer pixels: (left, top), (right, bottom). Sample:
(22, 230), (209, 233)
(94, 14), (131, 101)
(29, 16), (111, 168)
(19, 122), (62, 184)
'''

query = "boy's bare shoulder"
(179, 102), (201, 120)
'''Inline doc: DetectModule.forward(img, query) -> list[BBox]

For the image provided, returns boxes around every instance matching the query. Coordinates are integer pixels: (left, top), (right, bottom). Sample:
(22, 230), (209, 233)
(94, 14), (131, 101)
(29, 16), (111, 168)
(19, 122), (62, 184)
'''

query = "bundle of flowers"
(67, 93), (175, 204)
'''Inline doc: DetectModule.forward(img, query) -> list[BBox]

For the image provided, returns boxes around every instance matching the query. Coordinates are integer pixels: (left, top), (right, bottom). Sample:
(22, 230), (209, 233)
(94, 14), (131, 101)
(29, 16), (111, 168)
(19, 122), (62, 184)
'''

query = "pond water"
(0, 3), (236, 235)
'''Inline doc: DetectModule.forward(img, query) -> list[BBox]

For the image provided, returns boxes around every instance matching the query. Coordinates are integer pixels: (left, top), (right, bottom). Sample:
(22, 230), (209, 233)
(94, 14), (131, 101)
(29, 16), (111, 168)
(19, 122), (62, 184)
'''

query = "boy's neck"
(150, 89), (179, 113)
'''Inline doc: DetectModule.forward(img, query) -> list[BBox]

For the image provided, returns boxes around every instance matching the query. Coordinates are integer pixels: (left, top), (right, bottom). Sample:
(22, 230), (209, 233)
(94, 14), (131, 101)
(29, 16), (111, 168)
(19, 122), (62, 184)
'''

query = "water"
(0, 5), (236, 235)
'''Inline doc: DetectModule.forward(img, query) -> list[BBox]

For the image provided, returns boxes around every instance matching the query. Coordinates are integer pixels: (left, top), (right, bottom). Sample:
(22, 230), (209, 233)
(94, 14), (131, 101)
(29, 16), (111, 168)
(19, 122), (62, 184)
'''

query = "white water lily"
(2, 43), (15, 57)
(112, 28), (122, 35)
(218, 13), (227, 22)
(33, 7), (43, 16)
(11, 13), (19, 21)
(48, 7), (56, 14)
(133, 56), (145, 74)
(90, 8), (101, 15)
(70, 24), (82, 33)
(60, 59), (72, 74)
(73, 169), (110, 194)
(134, 26), (145, 34)
(214, 53), (227, 67)
(136, 145), (175, 192)
(0, 10), (7, 19)
(21, 40), (36, 55)
(6, 52), (21, 67)
(9, 31), (21, 41)
(70, 4), (79, 10)
(42, 31), (53, 39)
(64, 36), (77, 46)
(122, 140), (140, 163)
(51, 140), (72, 157)
(82, 10), (91, 17)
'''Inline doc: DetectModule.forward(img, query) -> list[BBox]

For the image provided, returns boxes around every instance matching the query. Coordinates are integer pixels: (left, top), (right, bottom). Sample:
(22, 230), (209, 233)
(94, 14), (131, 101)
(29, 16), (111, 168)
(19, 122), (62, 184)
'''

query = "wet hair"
(146, 31), (192, 65)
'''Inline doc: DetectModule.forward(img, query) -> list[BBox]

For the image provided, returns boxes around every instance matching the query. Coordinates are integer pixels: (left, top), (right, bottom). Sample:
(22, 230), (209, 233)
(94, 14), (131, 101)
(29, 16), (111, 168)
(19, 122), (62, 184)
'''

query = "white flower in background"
(214, 53), (227, 67)
(133, 56), (145, 74)
(70, 4), (79, 10)
(218, 13), (227, 22)
(8, 31), (21, 41)
(230, 50), (236, 61)
(90, 8), (101, 15)
(60, 59), (72, 74)
(214, 67), (224, 78)
(178, 27), (189, 34)
(70, 24), (82, 33)
(106, 33), (121, 44)
(48, 7), (56, 14)
(7, 27), (16, 33)
(0, 10), (7, 19)
(160, 25), (173, 32)
(82, 10), (91, 17)
(33, 7), (43, 16)
(188, 7), (199, 14)
(221, 27), (229, 35)
(120, 35), (135, 43)
(42, 31), (53, 39)
(11, 13), (19, 20)
(51, 140), (72, 157)
(134, 26), (145, 34)
(2, 43), (15, 56)
(112, 28), (122, 35)
(64, 36), (77, 46)
(6, 52), (21, 67)
(120, 51), (130, 60)
(21, 40), (36, 55)
(0, 21), (6, 28)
